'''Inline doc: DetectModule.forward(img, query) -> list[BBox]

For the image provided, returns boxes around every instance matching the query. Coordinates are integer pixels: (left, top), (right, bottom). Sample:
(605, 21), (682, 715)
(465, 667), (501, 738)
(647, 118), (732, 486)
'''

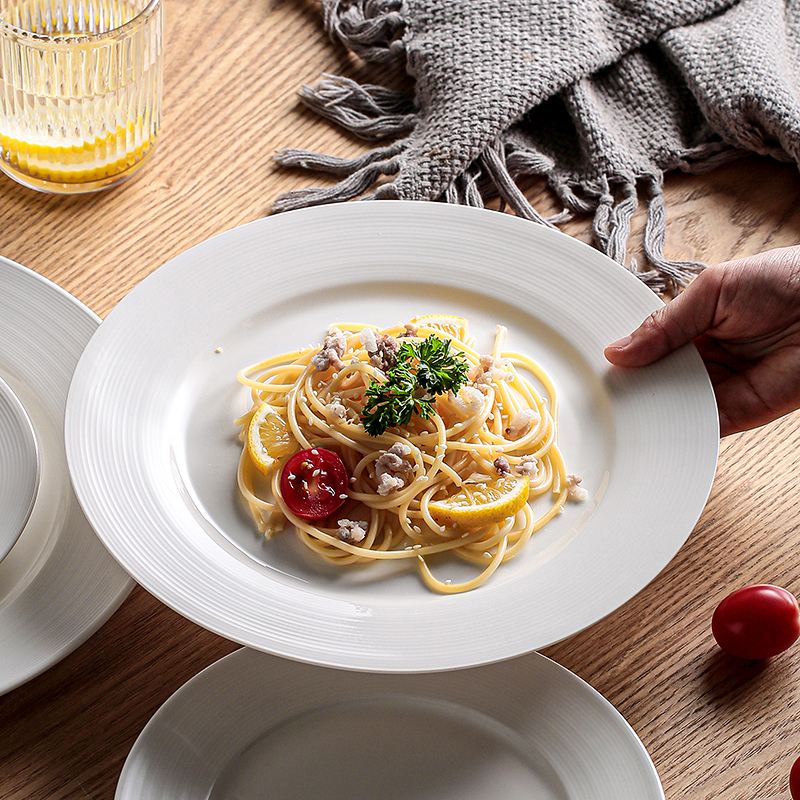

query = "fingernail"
(606, 335), (632, 351)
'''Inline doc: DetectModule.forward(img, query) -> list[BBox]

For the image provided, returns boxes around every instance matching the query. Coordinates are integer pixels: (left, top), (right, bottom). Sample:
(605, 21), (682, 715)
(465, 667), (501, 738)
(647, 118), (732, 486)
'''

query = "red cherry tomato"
(279, 448), (349, 520)
(790, 755), (800, 800)
(712, 584), (800, 660)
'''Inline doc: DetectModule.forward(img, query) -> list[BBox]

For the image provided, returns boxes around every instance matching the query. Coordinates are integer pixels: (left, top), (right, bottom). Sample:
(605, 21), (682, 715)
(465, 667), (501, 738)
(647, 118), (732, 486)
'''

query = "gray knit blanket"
(273, 0), (800, 292)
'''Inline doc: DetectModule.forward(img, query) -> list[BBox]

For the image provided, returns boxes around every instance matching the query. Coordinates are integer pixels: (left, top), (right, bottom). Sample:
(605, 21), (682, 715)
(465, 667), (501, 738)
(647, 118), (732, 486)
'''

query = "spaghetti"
(235, 316), (583, 593)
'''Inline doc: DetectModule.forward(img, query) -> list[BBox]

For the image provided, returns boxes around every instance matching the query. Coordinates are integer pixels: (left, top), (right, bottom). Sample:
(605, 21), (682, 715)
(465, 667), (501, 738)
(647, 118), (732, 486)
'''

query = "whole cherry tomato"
(712, 584), (800, 660)
(790, 754), (800, 800)
(279, 448), (349, 520)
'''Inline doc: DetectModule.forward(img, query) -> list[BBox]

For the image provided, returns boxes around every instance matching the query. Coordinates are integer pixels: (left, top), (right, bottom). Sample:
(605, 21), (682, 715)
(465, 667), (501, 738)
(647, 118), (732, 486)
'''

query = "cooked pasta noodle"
(235, 317), (582, 594)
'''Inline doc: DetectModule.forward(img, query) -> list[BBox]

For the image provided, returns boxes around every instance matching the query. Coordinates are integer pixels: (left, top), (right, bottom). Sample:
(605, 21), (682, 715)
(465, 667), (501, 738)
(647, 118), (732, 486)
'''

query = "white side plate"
(0, 256), (133, 694)
(117, 647), (665, 800)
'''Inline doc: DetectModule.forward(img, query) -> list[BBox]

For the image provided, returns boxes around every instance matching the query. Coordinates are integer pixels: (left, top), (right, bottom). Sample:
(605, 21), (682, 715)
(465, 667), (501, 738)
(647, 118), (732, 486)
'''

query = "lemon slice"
(410, 314), (469, 341)
(1, 123), (152, 184)
(428, 473), (530, 529)
(247, 403), (297, 476)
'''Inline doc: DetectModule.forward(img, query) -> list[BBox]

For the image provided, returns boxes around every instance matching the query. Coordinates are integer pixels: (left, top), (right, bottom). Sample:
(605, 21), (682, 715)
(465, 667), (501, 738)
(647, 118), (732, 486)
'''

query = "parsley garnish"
(361, 335), (469, 436)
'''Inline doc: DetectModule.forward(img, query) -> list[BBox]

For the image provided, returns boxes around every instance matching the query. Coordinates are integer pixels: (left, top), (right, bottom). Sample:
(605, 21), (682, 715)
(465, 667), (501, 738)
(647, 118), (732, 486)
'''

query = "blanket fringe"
(499, 143), (700, 291)
(322, 0), (407, 62)
(273, 72), (706, 291)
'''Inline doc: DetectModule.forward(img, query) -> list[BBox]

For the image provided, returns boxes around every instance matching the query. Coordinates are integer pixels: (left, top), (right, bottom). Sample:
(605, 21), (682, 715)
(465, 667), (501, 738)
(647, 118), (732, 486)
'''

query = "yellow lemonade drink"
(0, 0), (162, 193)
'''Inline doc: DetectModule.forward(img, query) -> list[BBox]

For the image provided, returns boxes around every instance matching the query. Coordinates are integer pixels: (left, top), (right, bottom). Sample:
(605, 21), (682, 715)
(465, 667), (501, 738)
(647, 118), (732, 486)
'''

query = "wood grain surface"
(2, 1), (800, 798)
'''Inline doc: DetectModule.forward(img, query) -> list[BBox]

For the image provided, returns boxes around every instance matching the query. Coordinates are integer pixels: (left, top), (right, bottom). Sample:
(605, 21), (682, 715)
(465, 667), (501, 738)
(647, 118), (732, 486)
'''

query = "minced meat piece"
(311, 327), (347, 371)
(374, 441), (414, 495)
(566, 474), (588, 503)
(493, 456), (511, 475)
(517, 455), (541, 478)
(504, 408), (540, 439)
(473, 354), (514, 387)
(336, 518), (368, 544)
(360, 328), (400, 371)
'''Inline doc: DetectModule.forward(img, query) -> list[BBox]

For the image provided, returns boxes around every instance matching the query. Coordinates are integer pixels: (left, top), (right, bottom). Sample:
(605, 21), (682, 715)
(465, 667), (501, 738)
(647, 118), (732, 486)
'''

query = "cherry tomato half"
(790, 754), (800, 800)
(712, 584), (800, 660)
(279, 448), (349, 520)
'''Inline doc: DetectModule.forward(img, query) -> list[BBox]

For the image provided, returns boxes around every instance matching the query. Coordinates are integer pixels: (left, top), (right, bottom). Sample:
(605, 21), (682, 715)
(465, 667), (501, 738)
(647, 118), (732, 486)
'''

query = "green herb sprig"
(361, 335), (469, 436)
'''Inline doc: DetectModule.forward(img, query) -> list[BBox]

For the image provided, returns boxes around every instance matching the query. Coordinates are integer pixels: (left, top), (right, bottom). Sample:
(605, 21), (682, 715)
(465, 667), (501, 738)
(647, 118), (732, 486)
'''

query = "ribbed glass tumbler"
(0, 0), (162, 193)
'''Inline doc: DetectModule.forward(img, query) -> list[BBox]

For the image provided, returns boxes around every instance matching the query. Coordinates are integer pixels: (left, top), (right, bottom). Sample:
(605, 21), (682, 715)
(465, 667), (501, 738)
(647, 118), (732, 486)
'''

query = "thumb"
(604, 271), (720, 367)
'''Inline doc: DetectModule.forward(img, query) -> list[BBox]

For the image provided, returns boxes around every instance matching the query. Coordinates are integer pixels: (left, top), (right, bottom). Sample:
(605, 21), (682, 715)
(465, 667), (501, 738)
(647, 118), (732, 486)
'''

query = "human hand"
(604, 246), (800, 436)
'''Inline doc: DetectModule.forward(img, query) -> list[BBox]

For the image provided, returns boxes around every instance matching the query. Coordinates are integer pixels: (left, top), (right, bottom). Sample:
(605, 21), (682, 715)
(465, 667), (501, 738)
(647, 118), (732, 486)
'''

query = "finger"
(605, 269), (723, 367)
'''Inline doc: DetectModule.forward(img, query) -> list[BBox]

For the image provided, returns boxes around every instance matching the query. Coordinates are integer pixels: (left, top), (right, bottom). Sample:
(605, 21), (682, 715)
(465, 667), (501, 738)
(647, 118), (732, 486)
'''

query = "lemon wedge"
(247, 403), (297, 476)
(428, 473), (530, 529)
(410, 314), (469, 341)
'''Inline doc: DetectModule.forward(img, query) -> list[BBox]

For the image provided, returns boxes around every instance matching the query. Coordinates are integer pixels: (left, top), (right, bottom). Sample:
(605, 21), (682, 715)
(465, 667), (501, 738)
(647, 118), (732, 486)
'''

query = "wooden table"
(2, 1), (800, 797)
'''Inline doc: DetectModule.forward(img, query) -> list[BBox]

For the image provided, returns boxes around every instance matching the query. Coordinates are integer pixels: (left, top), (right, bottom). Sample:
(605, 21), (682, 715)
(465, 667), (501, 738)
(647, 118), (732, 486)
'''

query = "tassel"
(480, 140), (557, 228)
(592, 178), (615, 254)
(555, 184), (596, 215)
(502, 142), (573, 223)
(323, 0), (407, 63)
(674, 141), (749, 174)
(643, 176), (706, 288)
(272, 154), (403, 213)
(605, 180), (638, 265)
(444, 166), (485, 207)
(297, 75), (417, 141)
(274, 141), (407, 177)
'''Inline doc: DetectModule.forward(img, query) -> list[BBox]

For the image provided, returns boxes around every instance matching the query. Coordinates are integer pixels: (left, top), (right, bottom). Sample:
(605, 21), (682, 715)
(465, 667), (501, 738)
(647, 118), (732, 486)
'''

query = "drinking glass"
(0, 0), (163, 194)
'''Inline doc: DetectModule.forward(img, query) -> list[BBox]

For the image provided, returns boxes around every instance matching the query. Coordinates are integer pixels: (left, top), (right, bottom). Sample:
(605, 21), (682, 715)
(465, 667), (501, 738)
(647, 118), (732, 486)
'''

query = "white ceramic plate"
(0, 256), (133, 695)
(65, 202), (718, 672)
(116, 646), (664, 800)
(0, 373), (39, 562)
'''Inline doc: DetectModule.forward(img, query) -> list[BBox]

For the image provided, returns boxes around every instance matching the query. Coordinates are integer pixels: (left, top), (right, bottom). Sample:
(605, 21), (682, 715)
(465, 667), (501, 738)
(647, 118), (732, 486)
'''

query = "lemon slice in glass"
(247, 403), (297, 476)
(410, 314), (469, 341)
(428, 473), (530, 529)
